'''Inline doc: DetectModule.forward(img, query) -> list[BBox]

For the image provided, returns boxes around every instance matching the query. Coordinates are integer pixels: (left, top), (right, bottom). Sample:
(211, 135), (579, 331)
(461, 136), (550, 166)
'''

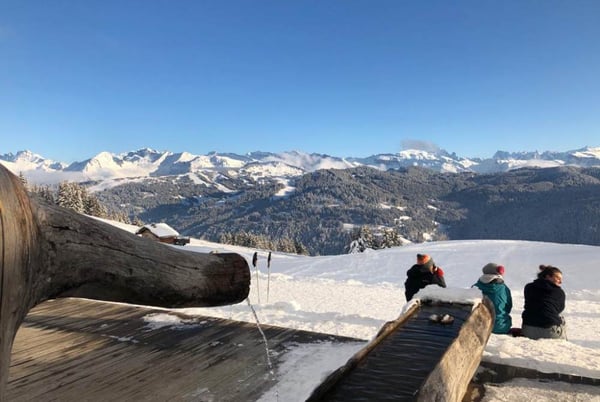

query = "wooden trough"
(307, 297), (494, 402)
(0, 164), (251, 399)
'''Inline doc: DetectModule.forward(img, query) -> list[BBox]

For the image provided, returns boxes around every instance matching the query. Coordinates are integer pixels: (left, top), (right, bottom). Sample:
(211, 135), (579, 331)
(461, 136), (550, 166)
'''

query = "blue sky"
(1, 1), (599, 163)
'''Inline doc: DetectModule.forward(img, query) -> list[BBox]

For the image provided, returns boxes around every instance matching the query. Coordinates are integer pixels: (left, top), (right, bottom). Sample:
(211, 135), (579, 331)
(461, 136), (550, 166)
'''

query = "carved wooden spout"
(0, 164), (250, 398)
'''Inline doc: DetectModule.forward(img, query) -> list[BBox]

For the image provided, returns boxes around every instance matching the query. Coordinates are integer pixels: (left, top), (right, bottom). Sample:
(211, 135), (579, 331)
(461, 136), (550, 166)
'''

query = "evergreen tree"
(57, 181), (80, 212)
(347, 237), (366, 254)
(84, 194), (107, 218)
(347, 227), (365, 253)
(219, 232), (233, 245)
(277, 237), (295, 253)
(40, 185), (55, 204)
(360, 225), (374, 250)
(382, 227), (403, 248)
(294, 240), (309, 256)
(18, 172), (28, 189)
(346, 226), (404, 253)
(55, 181), (110, 218)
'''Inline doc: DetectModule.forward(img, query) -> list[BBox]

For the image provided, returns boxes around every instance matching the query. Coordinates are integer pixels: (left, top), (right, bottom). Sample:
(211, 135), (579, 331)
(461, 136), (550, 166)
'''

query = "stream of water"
(246, 297), (279, 401)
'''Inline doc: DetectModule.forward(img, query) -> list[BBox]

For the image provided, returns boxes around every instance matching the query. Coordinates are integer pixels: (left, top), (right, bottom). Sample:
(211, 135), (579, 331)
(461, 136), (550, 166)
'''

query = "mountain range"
(2, 146), (600, 256)
(3, 146), (600, 185)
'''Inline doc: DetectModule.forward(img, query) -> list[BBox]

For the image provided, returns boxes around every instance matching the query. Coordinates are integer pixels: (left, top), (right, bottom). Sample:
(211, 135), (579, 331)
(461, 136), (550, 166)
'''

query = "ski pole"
(252, 251), (260, 304)
(267, 252), (272, 303)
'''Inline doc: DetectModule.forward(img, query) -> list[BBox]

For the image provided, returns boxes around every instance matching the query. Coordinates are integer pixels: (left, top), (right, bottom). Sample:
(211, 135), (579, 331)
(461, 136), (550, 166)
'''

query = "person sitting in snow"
(521, 265), (566, 340)
(404, 254), (446, 301)
(473, 263), (513, 334)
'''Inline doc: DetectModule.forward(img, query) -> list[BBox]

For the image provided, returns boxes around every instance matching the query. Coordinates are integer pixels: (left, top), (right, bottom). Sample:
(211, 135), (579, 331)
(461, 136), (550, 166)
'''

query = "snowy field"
(110, 220), (600, 401)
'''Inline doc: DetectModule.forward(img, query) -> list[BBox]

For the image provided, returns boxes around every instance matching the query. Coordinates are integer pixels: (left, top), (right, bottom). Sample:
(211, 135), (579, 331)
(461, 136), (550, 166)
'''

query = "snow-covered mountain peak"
(175, 151), (197, 163)
(0, 150), (64, 173)
(16, 150), (42, 161)
(397, 149), (440, 160)
(241, 161), (306, 177)
(92, 151), (118, 163)
(5, 150), (50, 164)
(65, 152), (123, 180)
(572, 146), (600, 159)
(207, 153), (247, 168)
(121, 148), (165, 162)
(264, 151), (358, 172)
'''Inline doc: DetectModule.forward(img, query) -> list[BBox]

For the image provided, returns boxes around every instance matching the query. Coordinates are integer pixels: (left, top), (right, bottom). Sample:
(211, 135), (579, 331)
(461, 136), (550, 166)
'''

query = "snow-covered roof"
(137, 223), (180, 238)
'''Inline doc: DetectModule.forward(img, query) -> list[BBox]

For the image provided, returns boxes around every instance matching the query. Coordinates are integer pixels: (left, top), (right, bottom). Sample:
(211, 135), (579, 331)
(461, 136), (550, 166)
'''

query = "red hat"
(417, 254), (431, 265)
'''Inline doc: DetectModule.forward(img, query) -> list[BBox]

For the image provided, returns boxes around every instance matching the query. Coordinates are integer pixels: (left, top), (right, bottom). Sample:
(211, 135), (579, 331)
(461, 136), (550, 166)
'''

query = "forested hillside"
(91, 166), (600, 255)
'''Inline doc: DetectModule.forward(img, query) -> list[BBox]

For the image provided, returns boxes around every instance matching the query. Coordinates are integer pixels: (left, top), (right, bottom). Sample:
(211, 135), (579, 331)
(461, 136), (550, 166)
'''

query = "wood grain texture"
(307, 300), (493, 402)
(416, 299), (493, 402)
(7, 298), (361, 401)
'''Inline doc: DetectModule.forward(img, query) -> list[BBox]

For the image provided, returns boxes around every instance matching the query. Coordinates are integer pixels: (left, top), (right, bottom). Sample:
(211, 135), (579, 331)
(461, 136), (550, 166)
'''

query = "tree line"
(19, 173), (138, 225)
(347, 225), (406, 253)
(219, 231), (309, 255)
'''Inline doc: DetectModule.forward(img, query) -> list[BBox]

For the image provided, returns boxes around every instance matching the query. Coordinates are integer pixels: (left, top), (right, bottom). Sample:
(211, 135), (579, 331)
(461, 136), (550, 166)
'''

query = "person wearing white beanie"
(473, 262), (513, 334)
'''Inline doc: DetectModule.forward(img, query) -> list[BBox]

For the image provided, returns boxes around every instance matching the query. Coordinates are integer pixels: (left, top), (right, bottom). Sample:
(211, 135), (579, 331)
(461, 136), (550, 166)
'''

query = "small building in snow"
(135, 223), (190, 246)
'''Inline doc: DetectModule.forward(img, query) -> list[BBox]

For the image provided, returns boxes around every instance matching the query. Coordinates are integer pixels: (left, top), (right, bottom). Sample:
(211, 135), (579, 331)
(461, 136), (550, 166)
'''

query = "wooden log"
(0, 164), (250, 399)
(0, 164), (39, 402)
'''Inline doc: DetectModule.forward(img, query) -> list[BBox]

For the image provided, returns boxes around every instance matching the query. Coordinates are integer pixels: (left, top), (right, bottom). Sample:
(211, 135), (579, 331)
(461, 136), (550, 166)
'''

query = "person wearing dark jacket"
(404, 254), (446, 301)
(521, 265), (566, 340)
(473, 263), (512, 334)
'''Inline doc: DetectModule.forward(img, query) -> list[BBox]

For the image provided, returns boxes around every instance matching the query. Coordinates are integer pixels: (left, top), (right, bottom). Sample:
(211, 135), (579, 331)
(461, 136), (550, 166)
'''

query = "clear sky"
(1, 1), (599, 163)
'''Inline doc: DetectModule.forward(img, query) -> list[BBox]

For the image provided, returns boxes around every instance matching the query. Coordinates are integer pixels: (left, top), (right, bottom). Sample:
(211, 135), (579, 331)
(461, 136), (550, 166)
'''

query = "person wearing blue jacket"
(473, 263), (513, 334)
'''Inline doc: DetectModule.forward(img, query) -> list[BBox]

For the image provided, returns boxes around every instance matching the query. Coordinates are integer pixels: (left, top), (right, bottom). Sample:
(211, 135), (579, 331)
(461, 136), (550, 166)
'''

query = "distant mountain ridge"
(2, 146), (600, 184)
(2, 147), (600, 255)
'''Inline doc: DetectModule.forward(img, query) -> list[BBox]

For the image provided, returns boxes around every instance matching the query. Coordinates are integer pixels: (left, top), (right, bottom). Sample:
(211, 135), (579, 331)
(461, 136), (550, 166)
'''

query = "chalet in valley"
(135, 223), (190, 246)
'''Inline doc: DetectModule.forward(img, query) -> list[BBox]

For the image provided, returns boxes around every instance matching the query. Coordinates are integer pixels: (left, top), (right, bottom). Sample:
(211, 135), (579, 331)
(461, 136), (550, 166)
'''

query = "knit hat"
(417, 254), (434, 269)
(482, 263), (505, 276)
(417, 254), (430, 265)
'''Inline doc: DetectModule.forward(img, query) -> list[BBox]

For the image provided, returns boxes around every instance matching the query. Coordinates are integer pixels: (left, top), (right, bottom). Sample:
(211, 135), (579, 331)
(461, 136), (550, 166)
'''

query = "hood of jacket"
(407, 263), (431, 277)
(475, 279), (505, 293)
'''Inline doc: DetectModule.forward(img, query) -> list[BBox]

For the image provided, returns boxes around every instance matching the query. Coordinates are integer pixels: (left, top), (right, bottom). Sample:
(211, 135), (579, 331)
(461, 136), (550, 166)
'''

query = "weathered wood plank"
(7, 298), (361, 401)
